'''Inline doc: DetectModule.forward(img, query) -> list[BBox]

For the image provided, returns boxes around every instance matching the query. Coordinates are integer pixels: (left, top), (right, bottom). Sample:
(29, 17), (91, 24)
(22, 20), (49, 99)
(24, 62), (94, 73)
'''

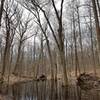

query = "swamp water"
(0, 80), (100, 100)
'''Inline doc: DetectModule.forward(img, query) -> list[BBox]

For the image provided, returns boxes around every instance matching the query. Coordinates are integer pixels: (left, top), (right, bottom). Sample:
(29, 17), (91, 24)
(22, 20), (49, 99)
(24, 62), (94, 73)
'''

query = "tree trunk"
(73, 14), (80, 77)
(58, 23), (68, 86)
(0, 0), (5, 26)
(46, 39), (54, 80)
(96, 0), (100, 16)
(89, 7), (96, 74)
(36, 12), (54, 79)
(91, 0), (100, 64)
(1, 40), (10, 78)
(1, 14), (10, 79)
(13, 41), (22, 75)
(77, 6), (85, 73)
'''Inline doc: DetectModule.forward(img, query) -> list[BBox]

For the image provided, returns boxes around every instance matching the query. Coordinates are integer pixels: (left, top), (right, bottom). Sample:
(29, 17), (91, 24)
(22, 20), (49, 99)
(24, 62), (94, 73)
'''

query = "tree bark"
(13, 41), (22, 75)
(0, 0), (5, 26)
(89, 7), (96, 74)
(91, 0), (100, 64)
(77, 6), (85, 72)
(73, 13), (80, 77)
(1, 13), (10, 79)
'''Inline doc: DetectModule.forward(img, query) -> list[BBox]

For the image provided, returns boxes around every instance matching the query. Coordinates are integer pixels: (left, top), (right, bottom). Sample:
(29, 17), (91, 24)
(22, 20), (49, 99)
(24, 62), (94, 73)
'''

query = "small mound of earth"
(77, 73), (100, 90)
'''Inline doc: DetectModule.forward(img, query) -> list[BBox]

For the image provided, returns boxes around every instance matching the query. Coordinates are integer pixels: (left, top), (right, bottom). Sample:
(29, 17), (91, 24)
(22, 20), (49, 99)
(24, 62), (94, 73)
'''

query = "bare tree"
(13, 12), (35, 76)
(76, 5), (85, 72)
(22, 0), (68, 85)
(1, 1), (19, 80)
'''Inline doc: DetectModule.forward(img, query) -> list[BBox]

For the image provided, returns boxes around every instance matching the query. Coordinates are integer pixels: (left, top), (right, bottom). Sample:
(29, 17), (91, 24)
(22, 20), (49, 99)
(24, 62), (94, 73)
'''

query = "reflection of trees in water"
(10, 81), (100, 100)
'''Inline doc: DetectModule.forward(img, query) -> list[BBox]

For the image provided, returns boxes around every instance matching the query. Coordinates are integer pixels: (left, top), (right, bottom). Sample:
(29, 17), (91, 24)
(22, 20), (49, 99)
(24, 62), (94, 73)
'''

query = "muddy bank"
(0, 74), (33, 85)
(77, 73), (100, 90)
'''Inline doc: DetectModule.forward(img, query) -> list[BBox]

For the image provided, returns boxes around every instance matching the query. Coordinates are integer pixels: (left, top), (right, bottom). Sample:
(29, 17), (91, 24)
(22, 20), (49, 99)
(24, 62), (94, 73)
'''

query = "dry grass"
(0, 74), (33, 85)
(0, 68), (100, 85)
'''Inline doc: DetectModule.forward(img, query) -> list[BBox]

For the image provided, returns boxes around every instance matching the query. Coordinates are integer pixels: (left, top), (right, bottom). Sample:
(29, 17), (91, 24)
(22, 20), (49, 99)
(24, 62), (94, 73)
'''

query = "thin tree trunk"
(77, 6), (85, 73)
(73, 14), (80, 77)
(0, 0), (5, 26)
(36, 11), (54, 79)
(40, 34), (44, 75)
(89, 7), (96, 75)
(33, 36), (36, 79)
(46, 39), (54, 80)
(65, 40), (68, 71)
(13, 41), (22, 75)
(91, 0), (100, 63)
(1, 14), (10, 79)
(96, 0), (100, 16)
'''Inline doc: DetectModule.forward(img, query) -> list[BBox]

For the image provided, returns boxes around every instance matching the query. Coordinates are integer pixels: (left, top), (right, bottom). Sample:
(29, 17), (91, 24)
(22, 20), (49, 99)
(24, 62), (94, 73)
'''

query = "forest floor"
(0, 74), (33, 85)
(0, 67), (100, 85)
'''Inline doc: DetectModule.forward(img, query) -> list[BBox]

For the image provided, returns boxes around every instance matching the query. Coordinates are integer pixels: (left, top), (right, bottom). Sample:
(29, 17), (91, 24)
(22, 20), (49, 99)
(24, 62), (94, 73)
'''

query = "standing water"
(0, 80), (100, 100)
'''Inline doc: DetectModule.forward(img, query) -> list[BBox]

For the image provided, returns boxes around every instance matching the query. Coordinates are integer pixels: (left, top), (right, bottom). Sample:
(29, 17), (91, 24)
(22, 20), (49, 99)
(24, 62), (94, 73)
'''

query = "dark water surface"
(0, 80), (100, 100)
